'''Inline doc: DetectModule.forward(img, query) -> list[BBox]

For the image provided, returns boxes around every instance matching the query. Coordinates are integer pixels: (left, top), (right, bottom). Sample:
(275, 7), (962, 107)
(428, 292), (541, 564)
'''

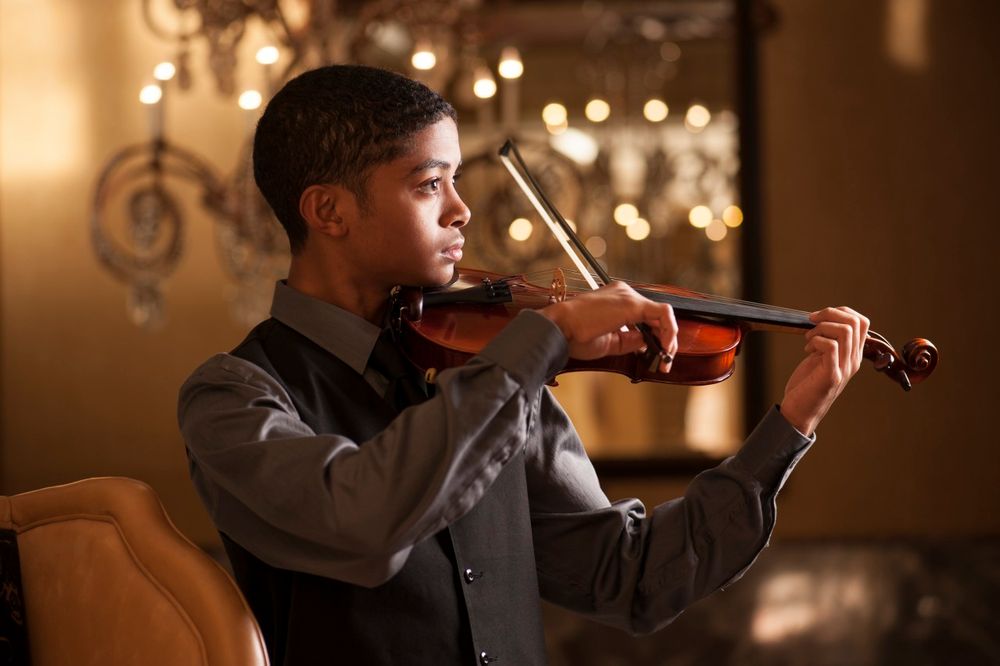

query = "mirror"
(452, 0), (754, 471)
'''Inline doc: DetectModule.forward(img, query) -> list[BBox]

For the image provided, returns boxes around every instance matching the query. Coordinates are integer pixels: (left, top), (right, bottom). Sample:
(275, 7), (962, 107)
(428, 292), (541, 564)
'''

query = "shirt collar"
(269, 280), (383, 376)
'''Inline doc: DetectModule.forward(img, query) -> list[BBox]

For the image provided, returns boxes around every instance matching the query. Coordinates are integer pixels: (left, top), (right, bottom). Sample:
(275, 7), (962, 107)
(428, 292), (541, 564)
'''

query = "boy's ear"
(299, 184), (353, 238)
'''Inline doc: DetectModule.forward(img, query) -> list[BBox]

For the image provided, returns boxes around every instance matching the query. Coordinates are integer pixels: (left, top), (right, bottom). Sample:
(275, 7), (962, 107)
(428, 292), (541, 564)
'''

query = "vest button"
(479, 650), (498, 664)
(464, 568), (483, 584)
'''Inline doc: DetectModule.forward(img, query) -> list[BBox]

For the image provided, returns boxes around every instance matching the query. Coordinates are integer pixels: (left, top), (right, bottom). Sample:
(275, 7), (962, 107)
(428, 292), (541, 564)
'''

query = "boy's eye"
(419, 178), (442, 193)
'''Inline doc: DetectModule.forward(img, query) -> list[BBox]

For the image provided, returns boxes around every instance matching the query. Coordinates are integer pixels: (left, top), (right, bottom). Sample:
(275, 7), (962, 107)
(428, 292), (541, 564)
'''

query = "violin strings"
(520, 269), (812, 320)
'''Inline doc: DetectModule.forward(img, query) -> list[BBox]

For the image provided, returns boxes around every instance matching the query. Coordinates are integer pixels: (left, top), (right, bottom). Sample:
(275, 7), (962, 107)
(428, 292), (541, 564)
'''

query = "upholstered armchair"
(0, 477), (268, 665)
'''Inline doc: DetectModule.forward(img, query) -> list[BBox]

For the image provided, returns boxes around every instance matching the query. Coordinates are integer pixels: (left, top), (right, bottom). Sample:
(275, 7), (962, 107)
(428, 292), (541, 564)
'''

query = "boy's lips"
(442, 240), (464, 262)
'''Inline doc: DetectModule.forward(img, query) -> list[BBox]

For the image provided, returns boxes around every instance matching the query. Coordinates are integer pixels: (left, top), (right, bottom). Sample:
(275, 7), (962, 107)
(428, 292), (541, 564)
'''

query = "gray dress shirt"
(178, 281), (814, 634)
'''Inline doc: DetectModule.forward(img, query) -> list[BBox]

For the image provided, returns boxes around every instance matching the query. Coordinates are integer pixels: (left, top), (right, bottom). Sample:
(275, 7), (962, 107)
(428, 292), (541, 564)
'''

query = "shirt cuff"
(477, 309), (569, 392)
(732, 405), (815, 490)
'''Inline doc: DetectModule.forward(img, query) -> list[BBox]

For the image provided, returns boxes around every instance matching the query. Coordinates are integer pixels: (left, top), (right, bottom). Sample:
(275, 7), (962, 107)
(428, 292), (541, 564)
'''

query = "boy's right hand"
(538, 281), (679, 374)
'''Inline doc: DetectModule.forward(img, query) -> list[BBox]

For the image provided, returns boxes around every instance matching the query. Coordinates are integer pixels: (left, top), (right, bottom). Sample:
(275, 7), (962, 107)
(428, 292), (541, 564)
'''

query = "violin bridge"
(550, 268), (567, 303)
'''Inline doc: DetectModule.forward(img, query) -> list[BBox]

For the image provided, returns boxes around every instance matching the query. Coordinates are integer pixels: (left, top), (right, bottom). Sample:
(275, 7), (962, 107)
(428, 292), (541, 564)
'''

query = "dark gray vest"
(227, 318), (547, 665)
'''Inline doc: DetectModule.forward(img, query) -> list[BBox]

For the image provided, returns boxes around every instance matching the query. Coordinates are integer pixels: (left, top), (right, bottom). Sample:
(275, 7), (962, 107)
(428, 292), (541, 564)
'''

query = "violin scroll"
(863, 333), (938, 391)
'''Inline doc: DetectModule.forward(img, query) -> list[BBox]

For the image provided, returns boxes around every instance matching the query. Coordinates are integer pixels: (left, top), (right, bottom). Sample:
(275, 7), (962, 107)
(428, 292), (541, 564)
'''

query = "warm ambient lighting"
(139, 84), (163, 105)
(497, 46), (523, 79)
(153, 62), (176, 81)
(660, 41), (682, 62)
(256, 45), (280, 65)
(411, 42), (436, 70)
(585, 98), (611, 122)
(473, 66), (497, 99)
(585, 236), (607, 257)
(550, 128), (599, 165)
(625, 217), (651, 241)
(685, 104), (711, 132)
(723, 204), (744, 228)
(706, 218), (728, 241)
(508, 217), (533, 241)
(542, 102), (567, 126)
(643, 98), (669, 122)
(614, 203), (639, 226)
(688, 205), (713, 228)
(238, 90), (263, 110)
(545, 121), (568, 135)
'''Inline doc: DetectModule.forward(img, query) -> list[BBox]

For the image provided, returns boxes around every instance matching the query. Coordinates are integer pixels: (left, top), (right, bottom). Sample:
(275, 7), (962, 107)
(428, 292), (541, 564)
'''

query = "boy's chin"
(425, 264), (460, 288)
(399, 265), (459, 290)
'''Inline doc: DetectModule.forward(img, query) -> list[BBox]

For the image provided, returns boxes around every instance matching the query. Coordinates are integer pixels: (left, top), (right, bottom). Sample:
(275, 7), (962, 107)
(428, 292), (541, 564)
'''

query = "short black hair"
(253, 65), (457, 253)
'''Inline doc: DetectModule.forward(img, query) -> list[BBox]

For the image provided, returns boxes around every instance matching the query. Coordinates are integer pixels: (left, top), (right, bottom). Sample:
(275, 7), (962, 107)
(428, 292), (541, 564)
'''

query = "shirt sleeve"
(178, 309), (568, 588)
(526, 386), (814, 635)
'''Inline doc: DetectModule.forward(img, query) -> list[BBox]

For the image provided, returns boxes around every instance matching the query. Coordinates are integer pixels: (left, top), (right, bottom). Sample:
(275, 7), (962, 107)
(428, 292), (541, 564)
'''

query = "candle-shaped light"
(685, 104), (711, 132)
(256, 45), (279, 95)
(497, 47), (523, 79)
(542, 102), (568, 135)
(139, 83), (164, 140)
(625, 217), (651, 241)
(473, 65), (497, 99)
(239, 89), (263, 135)
(411, 40), (436, 70)
(585, 98), (611, 123)
(146, 62), (175, 142)
(643, 98), (669, 123)
(153, 62), (176, 82)
(498, 47), (523, 131)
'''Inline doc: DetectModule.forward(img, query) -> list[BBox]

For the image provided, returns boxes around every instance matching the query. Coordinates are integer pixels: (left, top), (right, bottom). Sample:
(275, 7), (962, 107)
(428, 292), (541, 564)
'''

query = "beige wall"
(2, 0), (998, 549)
(757, 0), (999, 536)
(0, 0), (250, 545)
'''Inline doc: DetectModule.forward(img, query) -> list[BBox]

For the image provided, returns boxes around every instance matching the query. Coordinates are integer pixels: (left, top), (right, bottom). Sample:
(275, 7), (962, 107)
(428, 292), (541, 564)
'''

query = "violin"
(394, 267), (937, 391)
(393, 140), (938, 392)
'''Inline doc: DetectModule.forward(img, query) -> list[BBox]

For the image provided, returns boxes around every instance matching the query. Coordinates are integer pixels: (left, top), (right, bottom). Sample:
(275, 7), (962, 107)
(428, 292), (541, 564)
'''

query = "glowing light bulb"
(689, 205), (713, 228)
(509, 217), (533, 241)
(625, 218), (651, 241)
(542, 102), (567, 126)
(585, 98), (611, 122)
(139, 84), (162, 105)
(723, 205), (744, 228)
(473, 66), (497, 99)
(153, 62), (176, 81)
(614, 203), (639, 226)
(411, 42), (436, 70)
(498, 46), (523, 79)
(256, 46), (280, 65)
(685, 104), (711, 132)
(238, 90), (263, 110)
(643, 98), (669, 122)
(706, 219), (728, 241)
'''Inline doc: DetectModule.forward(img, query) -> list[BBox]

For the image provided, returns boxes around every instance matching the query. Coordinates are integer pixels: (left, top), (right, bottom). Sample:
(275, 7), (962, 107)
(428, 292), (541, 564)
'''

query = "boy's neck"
(287, 256), (389, 326)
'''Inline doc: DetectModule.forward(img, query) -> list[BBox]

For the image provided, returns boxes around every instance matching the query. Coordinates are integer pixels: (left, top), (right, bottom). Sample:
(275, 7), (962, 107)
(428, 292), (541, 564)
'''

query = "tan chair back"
(0, 477), (268, 666)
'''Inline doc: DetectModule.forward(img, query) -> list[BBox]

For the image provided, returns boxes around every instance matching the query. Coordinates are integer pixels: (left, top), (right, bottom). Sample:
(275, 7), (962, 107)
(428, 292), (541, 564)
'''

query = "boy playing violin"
(178, 64), (869, 665)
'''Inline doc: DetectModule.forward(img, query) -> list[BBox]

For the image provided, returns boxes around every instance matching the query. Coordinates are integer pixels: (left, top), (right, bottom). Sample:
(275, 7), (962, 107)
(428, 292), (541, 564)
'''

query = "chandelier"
(91, 0), (743, 327)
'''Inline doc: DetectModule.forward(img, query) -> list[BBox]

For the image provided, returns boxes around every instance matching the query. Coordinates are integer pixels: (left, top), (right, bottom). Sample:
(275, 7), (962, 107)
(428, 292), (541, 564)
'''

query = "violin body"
(397, 268), (742, 385)
(395, 267), (938, 391)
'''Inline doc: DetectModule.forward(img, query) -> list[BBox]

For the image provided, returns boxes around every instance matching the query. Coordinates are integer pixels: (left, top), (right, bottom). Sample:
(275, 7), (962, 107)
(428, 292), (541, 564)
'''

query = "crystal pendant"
(127, 281), (164, 329)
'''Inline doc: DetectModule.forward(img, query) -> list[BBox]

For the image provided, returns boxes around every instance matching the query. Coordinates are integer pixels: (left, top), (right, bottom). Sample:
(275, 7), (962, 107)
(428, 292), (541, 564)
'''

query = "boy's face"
(346, 117), (469, 290)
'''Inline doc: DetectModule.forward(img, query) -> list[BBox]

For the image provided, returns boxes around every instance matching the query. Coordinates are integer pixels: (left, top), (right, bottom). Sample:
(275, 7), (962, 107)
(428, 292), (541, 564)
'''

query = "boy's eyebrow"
(406, 158), (463, 176)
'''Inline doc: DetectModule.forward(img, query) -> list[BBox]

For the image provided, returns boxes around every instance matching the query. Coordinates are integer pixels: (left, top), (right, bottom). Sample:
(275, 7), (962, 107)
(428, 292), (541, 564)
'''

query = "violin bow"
(498, 139), (670, 371)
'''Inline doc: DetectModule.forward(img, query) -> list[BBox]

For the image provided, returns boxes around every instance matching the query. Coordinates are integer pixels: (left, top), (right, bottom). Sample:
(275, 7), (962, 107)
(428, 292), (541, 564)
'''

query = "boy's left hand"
(779, 306), (871, 436)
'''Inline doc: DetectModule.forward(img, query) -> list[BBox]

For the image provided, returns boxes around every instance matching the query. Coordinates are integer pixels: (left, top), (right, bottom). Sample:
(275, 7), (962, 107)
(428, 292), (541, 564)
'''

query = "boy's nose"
(446, 193), (471, 228)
